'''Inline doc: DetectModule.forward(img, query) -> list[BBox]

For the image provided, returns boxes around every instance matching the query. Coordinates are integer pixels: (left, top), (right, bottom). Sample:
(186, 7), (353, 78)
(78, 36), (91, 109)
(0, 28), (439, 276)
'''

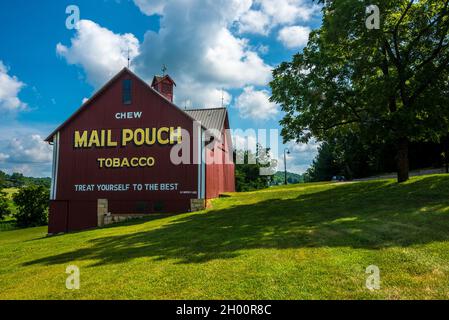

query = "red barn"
(45, 68), (235, 234)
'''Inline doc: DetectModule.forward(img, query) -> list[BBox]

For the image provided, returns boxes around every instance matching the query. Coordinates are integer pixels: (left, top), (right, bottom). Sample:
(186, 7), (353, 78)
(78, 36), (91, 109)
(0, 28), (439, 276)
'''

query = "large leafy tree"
(13, 185), (49, 227)
(234, 144), (274, 191)
(270, 0), (449, 182)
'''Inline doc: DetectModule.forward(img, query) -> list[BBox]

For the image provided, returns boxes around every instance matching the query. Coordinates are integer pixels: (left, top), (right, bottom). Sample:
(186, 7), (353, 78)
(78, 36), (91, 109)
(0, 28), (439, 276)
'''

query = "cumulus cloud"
(277, 25), (311, 49)
(203, 28), (272, 87)
(0, 153), (9, 162)
(277, 140), (320, 174)
(56, 20), (140, 87)
(133, 0), (166, 15)
(0, 124), (54, 177)
(176, 83), (232, 109)
(237, 0), (319, 35)
(0, 61), (27, 112)
(7, 134), (52, 164)
(258, 0), (318, 25)
(55, 0), (317, 117)
(235, 86), (278, 120)
(56, 2), (272, 109)
(232, 130), (258, 153)
(132, 0), (272, 108)
(238, 10), (272, 35)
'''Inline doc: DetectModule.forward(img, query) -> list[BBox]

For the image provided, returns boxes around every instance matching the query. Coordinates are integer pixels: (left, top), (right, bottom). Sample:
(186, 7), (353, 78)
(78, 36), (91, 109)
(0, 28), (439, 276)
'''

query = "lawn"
(1, 175), (449, 299)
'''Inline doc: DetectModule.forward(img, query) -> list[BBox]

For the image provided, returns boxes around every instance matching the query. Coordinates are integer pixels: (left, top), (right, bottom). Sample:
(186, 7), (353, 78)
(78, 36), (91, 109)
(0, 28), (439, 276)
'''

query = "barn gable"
(45, 68), (201, 142)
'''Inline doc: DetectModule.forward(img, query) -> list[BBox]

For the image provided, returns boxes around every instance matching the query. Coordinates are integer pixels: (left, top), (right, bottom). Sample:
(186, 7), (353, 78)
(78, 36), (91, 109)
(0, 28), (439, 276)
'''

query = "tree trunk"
(396, 137), (409, 183)
(445, 136), (449, 174)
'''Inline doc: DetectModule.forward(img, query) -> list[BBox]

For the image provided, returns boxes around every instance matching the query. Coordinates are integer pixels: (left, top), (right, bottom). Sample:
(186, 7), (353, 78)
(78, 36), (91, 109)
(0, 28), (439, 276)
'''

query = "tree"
(0, 171), (7, 188)
(9, 172), (25, 187)
(13, 185), (49, 227)
(234, 145), (274, 192)
(270, 0), (449, 182)
(0, 191), (11, 221)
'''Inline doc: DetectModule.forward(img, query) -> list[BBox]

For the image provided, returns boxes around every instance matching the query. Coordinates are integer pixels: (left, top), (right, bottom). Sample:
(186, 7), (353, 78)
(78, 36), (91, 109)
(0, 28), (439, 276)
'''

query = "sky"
(0, 0), (322, 177)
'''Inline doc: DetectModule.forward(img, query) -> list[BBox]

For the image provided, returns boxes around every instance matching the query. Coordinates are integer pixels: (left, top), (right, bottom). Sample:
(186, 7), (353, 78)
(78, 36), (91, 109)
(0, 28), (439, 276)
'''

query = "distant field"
(1, 175), (449, 299)
(2, 188), (18, 199)
(1, 188), (18, 219)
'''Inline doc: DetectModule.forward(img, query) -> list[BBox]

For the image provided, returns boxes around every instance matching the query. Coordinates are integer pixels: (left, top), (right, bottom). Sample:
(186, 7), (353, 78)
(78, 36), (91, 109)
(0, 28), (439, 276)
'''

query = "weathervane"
(221, 88), (224, 108)
(127, 47), (131, 68)
(162, 64), (167, 75)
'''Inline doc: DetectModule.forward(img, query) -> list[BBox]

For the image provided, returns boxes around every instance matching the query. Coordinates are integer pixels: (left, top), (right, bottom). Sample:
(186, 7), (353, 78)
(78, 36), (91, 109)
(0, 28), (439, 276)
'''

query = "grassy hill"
(1, 175), (449, 299)
(272, 171), (304, 185)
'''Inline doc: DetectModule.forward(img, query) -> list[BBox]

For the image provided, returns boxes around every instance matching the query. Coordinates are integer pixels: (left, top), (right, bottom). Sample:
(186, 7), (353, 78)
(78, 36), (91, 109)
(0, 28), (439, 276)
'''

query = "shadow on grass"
(24, 176), (449, 266)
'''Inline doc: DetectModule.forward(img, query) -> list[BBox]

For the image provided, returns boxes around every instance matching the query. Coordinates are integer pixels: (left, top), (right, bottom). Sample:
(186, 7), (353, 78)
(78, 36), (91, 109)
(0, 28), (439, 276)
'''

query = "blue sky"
(0, 0), (322, 177)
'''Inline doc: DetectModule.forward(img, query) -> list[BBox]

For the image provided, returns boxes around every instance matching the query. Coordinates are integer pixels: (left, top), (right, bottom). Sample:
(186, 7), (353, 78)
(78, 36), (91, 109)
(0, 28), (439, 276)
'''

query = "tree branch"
(409, 53), (449, 106)
(317, 119), (360, 131)
(404, 0), (449, 63)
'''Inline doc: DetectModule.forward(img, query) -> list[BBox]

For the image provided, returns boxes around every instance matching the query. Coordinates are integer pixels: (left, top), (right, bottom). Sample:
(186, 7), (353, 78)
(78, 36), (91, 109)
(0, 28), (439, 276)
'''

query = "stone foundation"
(190, 199), (206, 211)
(97, 199), (108, 227)
(95, 198), (208, 228)
(103, 214), (147, 226)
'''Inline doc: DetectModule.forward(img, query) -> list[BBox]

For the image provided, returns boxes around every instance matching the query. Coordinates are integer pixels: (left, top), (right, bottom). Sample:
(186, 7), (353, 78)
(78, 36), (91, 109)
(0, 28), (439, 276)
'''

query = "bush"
(0, 191), (11, 221)
(13, 185), (49, 227)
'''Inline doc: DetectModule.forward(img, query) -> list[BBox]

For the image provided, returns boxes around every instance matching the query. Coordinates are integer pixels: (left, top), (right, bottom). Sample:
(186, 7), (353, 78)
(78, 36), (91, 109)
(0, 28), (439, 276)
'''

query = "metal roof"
(185, 108), (228, 133)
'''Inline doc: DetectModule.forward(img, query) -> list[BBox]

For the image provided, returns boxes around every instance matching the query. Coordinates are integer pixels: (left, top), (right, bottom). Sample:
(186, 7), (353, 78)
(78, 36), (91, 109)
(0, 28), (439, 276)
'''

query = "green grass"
(1, 175), (449, 299)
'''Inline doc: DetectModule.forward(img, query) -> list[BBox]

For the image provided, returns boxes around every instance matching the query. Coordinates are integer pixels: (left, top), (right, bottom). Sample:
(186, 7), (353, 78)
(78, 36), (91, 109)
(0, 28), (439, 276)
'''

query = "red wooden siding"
(47, 68), (234, 234)
(205, 116), (235, 199)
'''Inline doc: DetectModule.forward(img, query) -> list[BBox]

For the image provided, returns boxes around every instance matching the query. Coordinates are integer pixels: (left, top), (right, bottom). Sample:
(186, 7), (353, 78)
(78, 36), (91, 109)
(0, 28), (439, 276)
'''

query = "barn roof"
(45, 68), (206, 142)
(185, 108), (228, 133)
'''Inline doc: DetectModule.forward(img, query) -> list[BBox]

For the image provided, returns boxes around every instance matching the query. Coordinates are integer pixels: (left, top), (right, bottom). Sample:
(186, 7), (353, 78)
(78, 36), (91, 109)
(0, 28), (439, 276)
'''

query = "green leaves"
(270, 0), (449, 181)
(13, 185), (49, 228)
(0, 191), (11, 221)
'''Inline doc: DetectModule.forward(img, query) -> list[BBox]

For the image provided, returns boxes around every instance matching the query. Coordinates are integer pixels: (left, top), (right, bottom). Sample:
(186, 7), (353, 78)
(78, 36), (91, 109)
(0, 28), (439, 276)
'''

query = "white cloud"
(203, 28), (272, 87)
(7, 134), (52, 164)
(176, 83), (232, 109)
(238, 10), (271, 35)
(277, 140), (320, 174)
(237, 0), (320, 35)
(133, 0), (166, 15)
(277, 25), (311, 49)
(133, 0), (272, 108)
(0, 123), (55, 177)
(55, 1), (316, 111)
(232, 130), (258, 152)
(0, 61), (28, 112)
(56, 20), (140, 87)
(0, 153), (9, 162)
(259, 0), (318, 25)
(235, 86), (278, 120)
(56, 3), (271, 109)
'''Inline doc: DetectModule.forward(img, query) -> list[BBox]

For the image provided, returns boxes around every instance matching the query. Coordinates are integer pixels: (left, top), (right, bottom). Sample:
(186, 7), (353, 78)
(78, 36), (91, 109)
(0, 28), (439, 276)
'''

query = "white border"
(50, 132), (60, 200)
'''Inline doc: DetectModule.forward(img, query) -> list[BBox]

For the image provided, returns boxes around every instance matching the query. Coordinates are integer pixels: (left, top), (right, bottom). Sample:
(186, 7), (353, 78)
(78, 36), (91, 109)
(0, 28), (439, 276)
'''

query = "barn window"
(122, 79), (132, 104)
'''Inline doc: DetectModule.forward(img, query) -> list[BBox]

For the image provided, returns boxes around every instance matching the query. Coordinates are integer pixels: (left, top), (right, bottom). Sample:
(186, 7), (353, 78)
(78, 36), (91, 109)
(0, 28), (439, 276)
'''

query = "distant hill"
(0, 171), (51, 189)
(272, 171), (304, 185)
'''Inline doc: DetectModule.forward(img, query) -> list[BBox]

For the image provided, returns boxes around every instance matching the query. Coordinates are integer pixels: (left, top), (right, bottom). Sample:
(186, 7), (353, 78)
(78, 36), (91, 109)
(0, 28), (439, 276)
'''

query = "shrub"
(13, 185), (49, 227)
(0, 191), (11, 221)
